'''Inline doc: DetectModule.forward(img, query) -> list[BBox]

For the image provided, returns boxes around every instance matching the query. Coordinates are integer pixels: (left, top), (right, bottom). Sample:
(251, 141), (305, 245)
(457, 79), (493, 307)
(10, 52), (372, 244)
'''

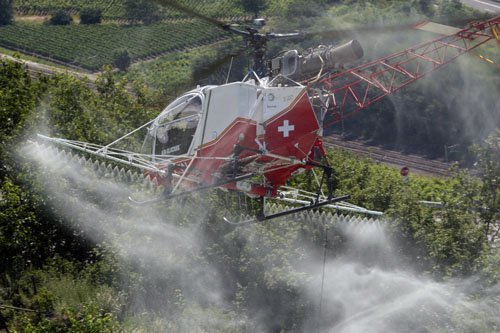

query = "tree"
(473, 130), (500, 243)
(240, 0), (268, 17)
(0, 0), (14, 26)
(113, 49), (132, 71)
(49, 9), (73, 26)
(438, 0), (464, 19)
(124, 0), (161, 25)
(284, 0), (324, 18)
(415, 0), (435, 16)
(80, 7), (102, 24)
(0, 56), (39, 163)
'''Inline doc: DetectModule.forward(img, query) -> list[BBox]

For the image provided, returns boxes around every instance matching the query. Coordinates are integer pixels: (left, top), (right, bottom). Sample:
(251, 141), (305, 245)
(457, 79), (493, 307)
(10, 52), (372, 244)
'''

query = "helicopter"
(38, 0), (500, 224)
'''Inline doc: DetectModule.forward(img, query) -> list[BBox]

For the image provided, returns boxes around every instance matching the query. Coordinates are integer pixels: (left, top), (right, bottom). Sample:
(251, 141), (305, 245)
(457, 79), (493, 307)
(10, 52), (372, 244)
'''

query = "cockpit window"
(153, 95), (202, 157)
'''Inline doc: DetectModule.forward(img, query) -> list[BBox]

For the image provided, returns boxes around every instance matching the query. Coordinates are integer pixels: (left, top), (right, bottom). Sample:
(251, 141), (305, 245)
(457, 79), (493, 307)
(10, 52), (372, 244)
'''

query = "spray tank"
(270, 40), (363, 80)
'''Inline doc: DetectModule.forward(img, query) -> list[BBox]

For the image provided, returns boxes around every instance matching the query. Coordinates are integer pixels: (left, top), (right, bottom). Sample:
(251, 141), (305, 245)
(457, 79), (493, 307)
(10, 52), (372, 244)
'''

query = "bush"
(124, 0), (161, 25)
(113, 49), (131, 71)
(49, 9), (73, 26)
(240, 0), (268, 16)
(80, 7), (102, 25)
(23, 305), (121, 332)
(0, 0), (14, 26)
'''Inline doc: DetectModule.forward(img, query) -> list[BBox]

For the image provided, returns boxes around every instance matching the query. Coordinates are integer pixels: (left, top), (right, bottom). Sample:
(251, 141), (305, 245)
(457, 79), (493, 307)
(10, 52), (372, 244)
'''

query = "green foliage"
(13, 0), (127, 18)
(45, 272), (127, 317)
(0, 58), (158, 278)
(0, 56), (38, 147)
(437, 0), (465, 20)
(12, 0), (290, 20)
(39, 66), (158, 146)
(190, 39), (248, 85)
(0, 21), (229, 70)
(113, 49), (131, 71)
(287, 148), (491, 278)
(123, 41), (241, 93)
(284, 0), (325, 18)
(0, 0), (14, 25)
(79, 7), (102, 24)
(23, 305), (121, 332)
(0, 58), (157, 331)
(0, 179), (42, 273)
(240, 0), (268, 16)
(49, 9), (73, 26)
(472, 130), (500, 243)
(124, 0), (161, 25)
(479, 248), (500, 285)
(29, 288), (56, 314)
(414, 0), (435, 16)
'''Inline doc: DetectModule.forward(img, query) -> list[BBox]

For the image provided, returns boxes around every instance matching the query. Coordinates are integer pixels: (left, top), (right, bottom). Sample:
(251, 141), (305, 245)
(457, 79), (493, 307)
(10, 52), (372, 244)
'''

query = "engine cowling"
(270, 40), (363, 80)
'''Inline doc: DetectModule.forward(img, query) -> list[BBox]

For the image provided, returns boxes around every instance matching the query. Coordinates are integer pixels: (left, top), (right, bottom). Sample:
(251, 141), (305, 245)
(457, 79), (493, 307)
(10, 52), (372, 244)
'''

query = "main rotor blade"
(192, 47), (247, 83)
(152, 0), (229, 29)
(303, 15), (494, 39)
(151, 0), (303, 42)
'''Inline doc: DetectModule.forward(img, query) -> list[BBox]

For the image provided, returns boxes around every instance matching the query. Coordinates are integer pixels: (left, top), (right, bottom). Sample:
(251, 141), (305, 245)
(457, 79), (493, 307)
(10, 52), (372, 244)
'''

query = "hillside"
(0, 20), (229, 70)
(12, 0), (289, 19)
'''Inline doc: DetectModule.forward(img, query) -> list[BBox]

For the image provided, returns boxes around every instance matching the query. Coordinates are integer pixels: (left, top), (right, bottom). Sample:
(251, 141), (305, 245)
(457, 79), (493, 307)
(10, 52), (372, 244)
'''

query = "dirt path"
(1, 53), (97, 80)
(14, 15), (49, 23)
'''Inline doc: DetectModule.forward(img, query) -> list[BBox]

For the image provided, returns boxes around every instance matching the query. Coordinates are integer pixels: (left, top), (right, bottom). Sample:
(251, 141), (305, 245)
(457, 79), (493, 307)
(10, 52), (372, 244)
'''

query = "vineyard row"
(0, 21), (230, 70)
(13, 0), (288, 19)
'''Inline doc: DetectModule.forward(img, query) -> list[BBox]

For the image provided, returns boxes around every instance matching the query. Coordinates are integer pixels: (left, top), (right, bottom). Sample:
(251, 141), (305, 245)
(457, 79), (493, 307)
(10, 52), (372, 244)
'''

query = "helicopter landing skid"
(224, 160), (350, 225)
(128, 173), (256, 206)
(223, 194), (350, 225)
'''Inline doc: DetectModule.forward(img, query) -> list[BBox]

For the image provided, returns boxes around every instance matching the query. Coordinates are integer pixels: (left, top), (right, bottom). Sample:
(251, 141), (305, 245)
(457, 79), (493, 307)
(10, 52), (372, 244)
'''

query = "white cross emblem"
(278, 120), (295, 137)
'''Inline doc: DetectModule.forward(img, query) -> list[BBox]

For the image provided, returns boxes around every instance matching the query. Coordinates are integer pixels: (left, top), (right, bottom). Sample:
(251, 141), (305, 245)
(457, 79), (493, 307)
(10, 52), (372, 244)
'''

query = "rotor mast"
(153, 0), (304, 76)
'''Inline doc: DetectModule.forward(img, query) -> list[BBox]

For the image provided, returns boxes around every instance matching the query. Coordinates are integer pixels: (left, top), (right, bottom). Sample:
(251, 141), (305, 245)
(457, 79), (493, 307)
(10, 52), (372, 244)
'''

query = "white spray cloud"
(20, 140), (500, 332)
(20, 141), (239, 329)
(303, 222), (500, 332)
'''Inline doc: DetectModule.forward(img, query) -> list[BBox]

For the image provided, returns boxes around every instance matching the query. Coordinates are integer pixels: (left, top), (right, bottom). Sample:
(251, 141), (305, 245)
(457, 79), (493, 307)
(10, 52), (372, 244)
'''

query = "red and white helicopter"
(38, 1), (500, 223)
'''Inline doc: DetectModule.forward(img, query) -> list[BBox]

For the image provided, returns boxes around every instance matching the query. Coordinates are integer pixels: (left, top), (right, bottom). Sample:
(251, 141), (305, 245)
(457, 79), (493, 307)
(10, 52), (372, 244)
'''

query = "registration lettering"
(162, 144), (181, 154)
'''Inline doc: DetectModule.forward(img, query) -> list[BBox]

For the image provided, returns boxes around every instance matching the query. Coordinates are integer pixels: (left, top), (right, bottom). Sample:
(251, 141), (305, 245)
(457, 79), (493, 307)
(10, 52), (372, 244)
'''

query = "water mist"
(22, 141), (500, 332)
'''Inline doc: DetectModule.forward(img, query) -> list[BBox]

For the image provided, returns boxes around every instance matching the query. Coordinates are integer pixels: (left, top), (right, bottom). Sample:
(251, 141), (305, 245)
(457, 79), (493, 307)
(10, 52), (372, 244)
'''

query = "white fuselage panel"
(194, 82), (305, 149)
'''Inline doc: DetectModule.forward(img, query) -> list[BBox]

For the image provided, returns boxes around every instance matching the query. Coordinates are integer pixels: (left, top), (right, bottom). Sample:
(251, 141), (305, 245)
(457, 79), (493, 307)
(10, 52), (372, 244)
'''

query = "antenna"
(225, 56), (234, 84)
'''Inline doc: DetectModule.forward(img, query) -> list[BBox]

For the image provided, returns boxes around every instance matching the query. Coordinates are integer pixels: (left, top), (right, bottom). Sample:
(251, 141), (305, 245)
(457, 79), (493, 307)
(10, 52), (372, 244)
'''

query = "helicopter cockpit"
(145, 93), (203, 159)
